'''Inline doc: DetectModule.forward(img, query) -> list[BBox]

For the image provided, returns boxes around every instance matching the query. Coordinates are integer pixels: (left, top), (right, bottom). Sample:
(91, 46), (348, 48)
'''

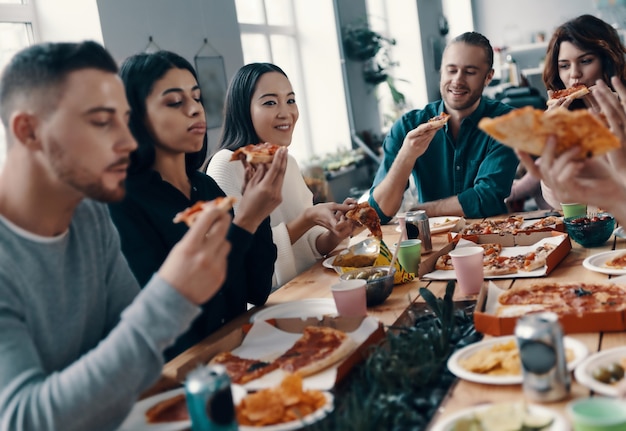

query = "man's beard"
(48, 138), (128, 203)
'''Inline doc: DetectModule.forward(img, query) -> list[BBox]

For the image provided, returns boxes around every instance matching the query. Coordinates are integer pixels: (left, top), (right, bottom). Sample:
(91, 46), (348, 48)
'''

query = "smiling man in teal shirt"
(369, 32), (518, 223)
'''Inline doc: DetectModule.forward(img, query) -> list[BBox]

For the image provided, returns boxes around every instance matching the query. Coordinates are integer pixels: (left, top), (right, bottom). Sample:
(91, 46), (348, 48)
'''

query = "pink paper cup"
(449, 246), (484, 295)
(331, 279), (367, 317)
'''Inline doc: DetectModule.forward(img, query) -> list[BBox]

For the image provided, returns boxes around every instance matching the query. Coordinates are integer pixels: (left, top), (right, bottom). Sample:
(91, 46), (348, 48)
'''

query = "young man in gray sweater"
(0, 41), (231, 430)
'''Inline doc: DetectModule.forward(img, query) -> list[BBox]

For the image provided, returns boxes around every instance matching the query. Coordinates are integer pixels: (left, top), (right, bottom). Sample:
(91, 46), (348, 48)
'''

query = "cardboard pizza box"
(422, 231), (571, 280)
(163, 315), (385, 389)
(447, 217), (565, 243)
(474, 281), (626, 336)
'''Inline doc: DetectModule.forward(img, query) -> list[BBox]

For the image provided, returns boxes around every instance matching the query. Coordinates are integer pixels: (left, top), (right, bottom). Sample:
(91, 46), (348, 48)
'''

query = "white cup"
(449, 246), (484, 295)
(331, 279), (367, 317)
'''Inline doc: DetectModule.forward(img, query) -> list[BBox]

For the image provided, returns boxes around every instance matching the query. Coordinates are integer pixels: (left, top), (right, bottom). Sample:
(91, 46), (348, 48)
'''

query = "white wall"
(96, 0), (244, 154)
(35, 0), (103, 43)
(472, 0), (596, 48)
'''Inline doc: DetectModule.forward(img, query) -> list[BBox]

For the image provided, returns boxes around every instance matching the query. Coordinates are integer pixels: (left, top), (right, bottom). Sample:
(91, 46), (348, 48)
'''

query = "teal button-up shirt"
(369, 98), (518, 223)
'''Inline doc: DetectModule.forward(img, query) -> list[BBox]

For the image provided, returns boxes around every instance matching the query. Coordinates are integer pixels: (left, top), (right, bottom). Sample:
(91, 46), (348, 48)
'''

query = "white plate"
(614, 226), (626, 239)
(447, 335), (588, 385)
(430, 402), (568, 431)
(119, 385), (246, 431)
(582, 250), (626, 275)
(429, 216), (461, 234)
(250, 299), (338, 323)
(322, 255), (336, 269)
(239, 391), (334, 431)
(574, 346), (626, 397)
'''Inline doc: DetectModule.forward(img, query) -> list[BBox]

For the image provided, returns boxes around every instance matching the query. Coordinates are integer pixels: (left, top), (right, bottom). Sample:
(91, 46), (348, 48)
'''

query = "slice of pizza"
(272, 326), (357, 377)
(428, 112), (450, 127)
(145, 393), (188, 424)
(230, 142), (282, 164)
(546, 84), (590, 106)
(605, 253), (626, 269)
(209, 351), (279, 384)
(435, 253), (453, 270)
(480, 243), (503, 261)
(477, 106), (620, 158)
(172, 197), (236, 227)
(484, 256), (518, 276)
(346, 202), (383, 240)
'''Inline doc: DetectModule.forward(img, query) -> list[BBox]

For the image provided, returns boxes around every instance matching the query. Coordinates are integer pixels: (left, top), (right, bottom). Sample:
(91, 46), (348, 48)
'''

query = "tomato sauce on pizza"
(230, 142), (281, 164)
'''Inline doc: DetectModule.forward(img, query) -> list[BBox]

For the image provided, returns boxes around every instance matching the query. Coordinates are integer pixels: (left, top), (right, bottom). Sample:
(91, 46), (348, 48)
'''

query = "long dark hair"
(543, 14), (626, 92)
(119, 51), (207, 175)
(218, 62), (288, 152)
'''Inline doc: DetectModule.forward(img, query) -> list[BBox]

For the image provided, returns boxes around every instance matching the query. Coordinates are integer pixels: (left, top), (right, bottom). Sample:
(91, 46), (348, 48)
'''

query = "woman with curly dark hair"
(516, 15), (626, 209)
(543, 14), (626, 111)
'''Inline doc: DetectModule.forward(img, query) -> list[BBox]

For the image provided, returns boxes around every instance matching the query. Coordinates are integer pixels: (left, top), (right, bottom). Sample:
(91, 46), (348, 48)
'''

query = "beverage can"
(185, 364), (238, 430)
(405, 210), (432, 252)
(514, 312), (570, 402)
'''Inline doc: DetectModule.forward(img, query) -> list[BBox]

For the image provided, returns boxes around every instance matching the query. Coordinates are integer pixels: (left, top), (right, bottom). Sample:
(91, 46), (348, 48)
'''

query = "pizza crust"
(478, 106), (620, 158)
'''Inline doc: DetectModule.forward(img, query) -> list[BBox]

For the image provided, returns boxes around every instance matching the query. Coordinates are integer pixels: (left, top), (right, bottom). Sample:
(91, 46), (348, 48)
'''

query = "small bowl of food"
(564, 213), (615, 248)
(339, 266), (396, 306)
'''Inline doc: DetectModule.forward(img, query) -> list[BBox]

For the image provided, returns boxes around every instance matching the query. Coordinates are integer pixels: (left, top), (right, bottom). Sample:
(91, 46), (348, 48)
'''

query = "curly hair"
(543, 14), (626, 92)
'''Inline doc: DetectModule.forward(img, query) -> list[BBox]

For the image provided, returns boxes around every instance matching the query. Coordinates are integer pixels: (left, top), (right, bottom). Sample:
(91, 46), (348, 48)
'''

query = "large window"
(0, 0), (37, 169)
(234, 0), (351, 164)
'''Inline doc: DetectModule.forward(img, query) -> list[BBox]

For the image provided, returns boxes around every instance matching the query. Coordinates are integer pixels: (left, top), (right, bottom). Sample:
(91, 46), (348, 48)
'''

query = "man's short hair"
(449, 32), (494, 69)
(0, 41), (118, 129)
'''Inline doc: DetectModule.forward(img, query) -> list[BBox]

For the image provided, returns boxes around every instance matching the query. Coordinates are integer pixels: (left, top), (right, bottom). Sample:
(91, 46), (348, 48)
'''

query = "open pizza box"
(163, 315), (385, 391)
(446, 217), (565, 244)
(474, 281), (626, 336)
(421, 230), (571, 280)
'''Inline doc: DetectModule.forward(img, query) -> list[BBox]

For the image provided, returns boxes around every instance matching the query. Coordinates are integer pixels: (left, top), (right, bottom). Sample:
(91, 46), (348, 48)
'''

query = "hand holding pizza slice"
(173, 197), (236, 227)
(345, 202), (383, 240)
(478, 106), (620, 158)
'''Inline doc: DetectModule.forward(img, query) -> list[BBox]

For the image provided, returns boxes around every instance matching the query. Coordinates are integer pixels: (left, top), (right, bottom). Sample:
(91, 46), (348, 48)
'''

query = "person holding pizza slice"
(368, 31), (519, 222)
(207, 63), (358, 288)
(517, 77), (626, 227)
(538, 14), (626, 208)
(108, 51), (287, 360)
(543, 15), (626, 112)
(0, 41), (231, 431)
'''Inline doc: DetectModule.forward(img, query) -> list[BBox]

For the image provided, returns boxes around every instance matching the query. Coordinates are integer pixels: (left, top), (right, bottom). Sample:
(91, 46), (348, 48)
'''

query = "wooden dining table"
(151, 214), (626, 430)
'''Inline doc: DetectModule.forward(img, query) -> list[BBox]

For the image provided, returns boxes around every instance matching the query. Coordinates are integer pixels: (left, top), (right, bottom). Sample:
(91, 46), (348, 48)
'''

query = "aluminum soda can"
(405, 210), (432, 252)
(185, 364), (238, 431)
(514, 312), (570, 402)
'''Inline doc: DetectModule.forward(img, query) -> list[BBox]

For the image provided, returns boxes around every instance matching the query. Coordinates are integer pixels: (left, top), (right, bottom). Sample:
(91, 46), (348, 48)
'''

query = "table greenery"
(310, 281), (481, 430)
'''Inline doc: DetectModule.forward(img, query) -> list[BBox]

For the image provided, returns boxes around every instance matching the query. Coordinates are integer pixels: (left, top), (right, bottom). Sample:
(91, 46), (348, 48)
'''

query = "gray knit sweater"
(0, 199), (201, 430)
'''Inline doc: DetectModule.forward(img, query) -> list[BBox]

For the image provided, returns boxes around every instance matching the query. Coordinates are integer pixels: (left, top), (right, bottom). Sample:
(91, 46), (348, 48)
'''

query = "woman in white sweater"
(207, 63), (356, 288)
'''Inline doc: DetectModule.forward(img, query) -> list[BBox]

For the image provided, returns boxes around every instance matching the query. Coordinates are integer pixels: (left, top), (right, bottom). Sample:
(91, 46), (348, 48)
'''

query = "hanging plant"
(342, 22), (396, 62)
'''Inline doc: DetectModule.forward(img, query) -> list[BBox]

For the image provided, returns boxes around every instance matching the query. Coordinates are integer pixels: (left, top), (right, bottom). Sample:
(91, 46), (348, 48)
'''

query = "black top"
(108, 170), (276, 360)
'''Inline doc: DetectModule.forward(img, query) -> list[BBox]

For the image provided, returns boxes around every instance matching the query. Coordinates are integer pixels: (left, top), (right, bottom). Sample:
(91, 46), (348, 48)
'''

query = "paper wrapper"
(333, 240), (415, 284)
(373, 240), (415, 284)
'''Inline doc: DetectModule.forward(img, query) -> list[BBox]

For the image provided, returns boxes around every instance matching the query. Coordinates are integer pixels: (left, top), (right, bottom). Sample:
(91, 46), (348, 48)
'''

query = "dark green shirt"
(109, 170), (276, 360)
(369, 98), (518, 223)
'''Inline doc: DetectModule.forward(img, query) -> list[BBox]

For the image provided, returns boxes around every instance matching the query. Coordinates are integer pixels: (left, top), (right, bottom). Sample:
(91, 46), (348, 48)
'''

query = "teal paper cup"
(568, 397), (626, 431)
(561, 203), (587, 218)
